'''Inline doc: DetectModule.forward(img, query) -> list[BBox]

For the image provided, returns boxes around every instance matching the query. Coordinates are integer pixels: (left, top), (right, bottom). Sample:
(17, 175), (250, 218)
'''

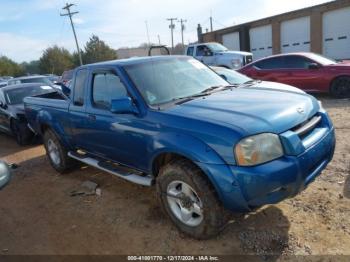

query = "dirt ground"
(0, 95), (349, 258)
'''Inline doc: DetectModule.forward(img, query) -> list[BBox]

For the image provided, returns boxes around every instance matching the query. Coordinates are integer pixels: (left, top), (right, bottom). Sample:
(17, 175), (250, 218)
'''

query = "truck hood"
(216, 50), (252, 56)
(166, 88), (319, 135)
(250, 80), (305, 94)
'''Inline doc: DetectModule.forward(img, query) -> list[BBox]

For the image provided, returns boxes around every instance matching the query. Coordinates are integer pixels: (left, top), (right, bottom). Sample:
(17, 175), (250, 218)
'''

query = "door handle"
(88, 114), (96, 122)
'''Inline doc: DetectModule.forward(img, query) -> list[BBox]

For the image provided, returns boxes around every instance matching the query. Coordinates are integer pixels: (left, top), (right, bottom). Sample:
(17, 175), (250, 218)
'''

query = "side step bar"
(68, 152), (153, 186)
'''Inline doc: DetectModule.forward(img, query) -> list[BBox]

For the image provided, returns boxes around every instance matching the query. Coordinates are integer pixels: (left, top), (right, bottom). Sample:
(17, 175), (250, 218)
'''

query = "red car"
(238, 52), (350, 98)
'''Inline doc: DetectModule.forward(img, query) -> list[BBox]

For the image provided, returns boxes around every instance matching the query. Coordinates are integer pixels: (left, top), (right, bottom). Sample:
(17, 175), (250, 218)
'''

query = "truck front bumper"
(196, 127), (336, 213)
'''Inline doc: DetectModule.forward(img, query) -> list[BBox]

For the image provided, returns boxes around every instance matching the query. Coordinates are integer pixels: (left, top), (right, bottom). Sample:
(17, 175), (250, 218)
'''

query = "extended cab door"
(68, 68), (90, 148)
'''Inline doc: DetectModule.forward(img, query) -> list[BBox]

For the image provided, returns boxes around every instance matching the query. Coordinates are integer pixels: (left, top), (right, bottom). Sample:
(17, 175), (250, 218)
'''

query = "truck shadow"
(0, 133), (42, 158)
(223, 206), (291, 259)
(344, 174), (350, 199)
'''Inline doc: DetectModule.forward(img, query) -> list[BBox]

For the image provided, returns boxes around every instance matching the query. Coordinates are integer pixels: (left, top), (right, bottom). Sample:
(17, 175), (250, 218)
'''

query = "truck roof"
(77, 55), (188, 70)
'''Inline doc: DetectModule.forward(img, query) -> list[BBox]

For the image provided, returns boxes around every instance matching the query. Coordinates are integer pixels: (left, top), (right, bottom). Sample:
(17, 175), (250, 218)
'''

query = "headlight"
(231, 59), (242, 68)
(234, 133), (284, 166)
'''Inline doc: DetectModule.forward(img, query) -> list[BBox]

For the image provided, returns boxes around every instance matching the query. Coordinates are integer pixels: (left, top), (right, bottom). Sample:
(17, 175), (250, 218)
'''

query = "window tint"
(196, 45), (209, 56)
(92, 72), (127, 109)
(73, 69), (88, 106)
(284, 56), (313, 69)
(254, 57), (284, 69)
(187, 47), (194, 56)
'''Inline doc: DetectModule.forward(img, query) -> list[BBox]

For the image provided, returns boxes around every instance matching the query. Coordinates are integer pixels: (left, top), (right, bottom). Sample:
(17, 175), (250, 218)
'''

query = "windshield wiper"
(200, 84), (237, 94)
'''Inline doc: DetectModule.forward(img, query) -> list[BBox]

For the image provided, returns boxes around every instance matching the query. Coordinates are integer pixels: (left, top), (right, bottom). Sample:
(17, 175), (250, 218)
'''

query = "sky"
(0, 0), (333, 63)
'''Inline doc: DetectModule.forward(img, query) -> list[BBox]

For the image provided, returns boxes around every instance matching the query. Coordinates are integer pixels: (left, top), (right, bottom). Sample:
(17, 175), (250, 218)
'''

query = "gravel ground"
(0, 95), (349, 259)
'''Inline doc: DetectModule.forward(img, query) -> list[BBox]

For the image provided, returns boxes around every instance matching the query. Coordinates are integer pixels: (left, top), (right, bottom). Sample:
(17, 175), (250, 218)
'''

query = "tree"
(0, 56), (24, 77)
(21, 60), (40, 75)
(82, 35), (117, 64)
(39, 46), (74, 75)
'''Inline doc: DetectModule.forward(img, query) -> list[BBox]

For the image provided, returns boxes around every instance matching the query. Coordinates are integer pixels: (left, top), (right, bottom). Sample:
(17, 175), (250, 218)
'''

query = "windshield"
(5, 85), (54, 105)
(308, 53), (336, 65)
(213, 67), (252, 84)
(206, 43), (228, 52)
(124, 57), (228, 106)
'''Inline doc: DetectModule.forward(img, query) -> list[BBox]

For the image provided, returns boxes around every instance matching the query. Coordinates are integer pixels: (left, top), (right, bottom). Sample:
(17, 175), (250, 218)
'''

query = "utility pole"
(210, 10), (213, 32)
(178, 19), (187, 46)
(145, 20), (151, 46)
(157, 35), (161, 45)
(61, 3), (83, 66)
(167, 18), (177, 52)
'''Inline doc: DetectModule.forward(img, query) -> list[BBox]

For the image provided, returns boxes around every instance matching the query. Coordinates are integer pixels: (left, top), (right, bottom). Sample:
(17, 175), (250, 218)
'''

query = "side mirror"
(110, 97), (138, 114)
(308, 63), (320, 70)
(0, 161), (11, 190)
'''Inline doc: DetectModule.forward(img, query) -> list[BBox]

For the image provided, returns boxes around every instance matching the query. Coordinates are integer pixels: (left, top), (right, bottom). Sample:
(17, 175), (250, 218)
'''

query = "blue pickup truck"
(24, 56), (335, 239)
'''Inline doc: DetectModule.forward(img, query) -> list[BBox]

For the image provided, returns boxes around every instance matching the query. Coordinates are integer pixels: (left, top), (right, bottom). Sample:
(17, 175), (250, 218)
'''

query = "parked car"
(211, 66), (304, 93)
(44, 74), (60, 84)
(0, 83), (54, 145)
(0, 81), (7, 88)
(60, 69), (74, 86)
(0, 160), (11, 190)
(238, 52), (350, 98)
(185, 42), (253, 69)
(7, 75), (54, 86)
(24, 56), (335, 239)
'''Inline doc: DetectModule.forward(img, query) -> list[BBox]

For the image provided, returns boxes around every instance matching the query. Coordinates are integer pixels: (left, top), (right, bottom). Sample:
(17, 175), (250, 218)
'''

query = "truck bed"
(24, 91), (71, 135)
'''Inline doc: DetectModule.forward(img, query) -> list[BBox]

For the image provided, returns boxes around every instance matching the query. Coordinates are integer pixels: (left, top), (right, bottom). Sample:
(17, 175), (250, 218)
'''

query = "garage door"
(323, 7), (350, 60)
(222, 32), (240, 51)
(281, 16), (310, 53)
(250, 25), (272, 60)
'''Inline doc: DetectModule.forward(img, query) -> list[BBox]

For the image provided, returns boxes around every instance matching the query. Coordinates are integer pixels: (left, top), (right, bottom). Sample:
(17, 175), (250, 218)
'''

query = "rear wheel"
(10, 119), (32, 146)
(156, 159), (229, 239)
(330, 76), (350, 98)
(43, 129), (76, 173)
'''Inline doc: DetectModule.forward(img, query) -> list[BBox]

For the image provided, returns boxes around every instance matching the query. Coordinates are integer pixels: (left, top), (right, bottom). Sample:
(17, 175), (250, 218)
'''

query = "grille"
(292, 115), (322, 137)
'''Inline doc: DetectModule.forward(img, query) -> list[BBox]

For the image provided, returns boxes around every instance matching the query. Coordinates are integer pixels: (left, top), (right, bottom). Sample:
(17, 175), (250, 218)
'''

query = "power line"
(60, 3), (83, 65)
(167, 18), (177, 52)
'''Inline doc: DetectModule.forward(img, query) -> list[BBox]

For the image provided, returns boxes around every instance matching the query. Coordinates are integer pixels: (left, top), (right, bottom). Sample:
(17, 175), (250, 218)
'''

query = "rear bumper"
(197, 127), (335, 213)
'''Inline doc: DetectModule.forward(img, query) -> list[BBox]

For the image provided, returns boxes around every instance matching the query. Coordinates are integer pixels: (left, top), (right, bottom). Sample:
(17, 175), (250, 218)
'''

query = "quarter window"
(92, 72), (128, 109)
(187, 47), (194, 56)
(254, 57), (284, 69)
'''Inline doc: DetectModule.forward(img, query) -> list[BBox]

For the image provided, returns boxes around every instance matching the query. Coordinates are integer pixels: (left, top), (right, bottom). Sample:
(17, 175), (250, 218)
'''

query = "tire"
(156, 159), (229, 239)
(10, 119), (33, 146)
(43, 129), (76, 173)
(330, 76), (350, 98)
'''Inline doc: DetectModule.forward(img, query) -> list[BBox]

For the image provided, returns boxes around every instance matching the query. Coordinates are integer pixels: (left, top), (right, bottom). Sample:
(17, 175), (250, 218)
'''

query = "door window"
(284, 55), (314, 69)
(92, 72), (128, 110)
(73, 69), (88, 106)
(196, 45), (210, 56)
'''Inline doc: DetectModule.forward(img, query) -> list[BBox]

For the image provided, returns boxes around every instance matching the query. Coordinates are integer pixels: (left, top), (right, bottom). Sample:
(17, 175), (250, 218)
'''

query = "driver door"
(196, 45), (215, 65)
(84, 69), (148, 168)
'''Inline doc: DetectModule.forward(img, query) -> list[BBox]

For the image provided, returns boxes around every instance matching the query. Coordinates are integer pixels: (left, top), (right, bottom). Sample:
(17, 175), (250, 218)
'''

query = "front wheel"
(156, 159), (229, 239)
(330, 76), (350, 98)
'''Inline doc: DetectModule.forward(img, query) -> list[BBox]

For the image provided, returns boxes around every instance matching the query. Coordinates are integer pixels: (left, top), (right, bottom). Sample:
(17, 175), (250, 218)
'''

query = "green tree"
(0, 56), (24, 77)
(21, 60), (40, 75)
(82, 35), (117, 64)
(39, 46), (74, 75)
